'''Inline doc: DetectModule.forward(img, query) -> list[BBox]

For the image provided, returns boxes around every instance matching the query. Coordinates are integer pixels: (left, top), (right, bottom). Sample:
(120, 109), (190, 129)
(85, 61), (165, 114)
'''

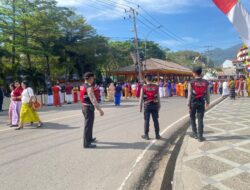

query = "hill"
(209, 44), (241, 66)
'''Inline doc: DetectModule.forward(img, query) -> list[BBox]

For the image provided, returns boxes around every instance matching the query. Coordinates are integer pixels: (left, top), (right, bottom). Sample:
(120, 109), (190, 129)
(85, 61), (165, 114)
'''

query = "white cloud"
(160, 37), (200, 47)
(56, 0), (212, 20)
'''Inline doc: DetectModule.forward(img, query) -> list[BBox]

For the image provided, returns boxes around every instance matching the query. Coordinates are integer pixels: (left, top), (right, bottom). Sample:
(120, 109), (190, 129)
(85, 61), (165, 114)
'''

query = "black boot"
(156, 134), (161, 140)
(141, 134), (150, 140)
(198, 135), (205, 142)
(190, 132), (198, 139)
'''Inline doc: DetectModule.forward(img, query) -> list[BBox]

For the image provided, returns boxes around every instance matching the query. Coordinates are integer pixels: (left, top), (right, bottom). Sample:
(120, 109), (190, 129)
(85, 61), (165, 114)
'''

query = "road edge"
(144, 97), (225, 190)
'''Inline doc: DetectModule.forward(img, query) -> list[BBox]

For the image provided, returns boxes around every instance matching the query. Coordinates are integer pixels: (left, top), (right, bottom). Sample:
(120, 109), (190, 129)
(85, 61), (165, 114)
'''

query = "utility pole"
(204, 45), (213, 67)
(125, 7), (142, 82)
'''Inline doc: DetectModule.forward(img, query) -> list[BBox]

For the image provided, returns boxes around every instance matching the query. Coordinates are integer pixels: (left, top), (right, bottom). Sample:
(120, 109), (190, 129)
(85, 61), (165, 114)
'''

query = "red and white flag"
(213, 0), (250, 47)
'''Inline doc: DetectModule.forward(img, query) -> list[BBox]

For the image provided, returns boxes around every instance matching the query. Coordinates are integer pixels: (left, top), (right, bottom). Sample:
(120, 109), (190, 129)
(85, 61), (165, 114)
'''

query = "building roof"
(222, 60), (235, 68)
(113, 58), (192, 75)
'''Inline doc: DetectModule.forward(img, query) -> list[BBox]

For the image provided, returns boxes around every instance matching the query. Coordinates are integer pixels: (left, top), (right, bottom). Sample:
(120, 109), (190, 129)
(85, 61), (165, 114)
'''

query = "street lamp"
(144, 25), (162, 69)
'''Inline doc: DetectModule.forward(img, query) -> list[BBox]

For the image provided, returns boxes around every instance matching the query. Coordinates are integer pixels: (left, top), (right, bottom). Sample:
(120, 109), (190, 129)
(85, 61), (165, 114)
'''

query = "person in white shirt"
(16, 81), (43, 130)
(222, 80), (229, 97)
(99, 84), (105, 103)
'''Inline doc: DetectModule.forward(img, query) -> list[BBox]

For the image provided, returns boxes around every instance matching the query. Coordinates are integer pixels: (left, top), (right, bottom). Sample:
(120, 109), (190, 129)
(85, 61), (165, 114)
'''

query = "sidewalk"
(173, 97), (250, 190)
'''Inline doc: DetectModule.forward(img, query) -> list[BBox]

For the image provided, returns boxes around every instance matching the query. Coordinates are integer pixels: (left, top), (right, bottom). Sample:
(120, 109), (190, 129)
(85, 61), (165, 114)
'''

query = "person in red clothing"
(214, 81), (218, 94)
(139, 75), (161, 140)
(235, 78), (239, 91)
(127, 82), (132, 97)
(73, 86), (79, 103)
(94, 84), (101, 103)
(136, 82), (141, 98)
(12, 81), (23, 126)
(65, 82), (73, 104)
(52, 83), (61, 107)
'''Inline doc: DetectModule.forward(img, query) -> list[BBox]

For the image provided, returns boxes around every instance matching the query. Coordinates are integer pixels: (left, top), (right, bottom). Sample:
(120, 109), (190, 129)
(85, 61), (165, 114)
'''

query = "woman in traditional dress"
(127, 82), (132, 97)
(218, 81), (223, 95)
(213, 81), (218, 94)
(114, 82), (122, 106)
(167, 80), (171, 97)
(108, 83), (115, 101)
(47, 84), (53, 106)
(16, 81), (43, 130)
(158, 79), (164, 98)
(229, 77), (236, 100)
(12, 81), (23, 127)
(180, 82), (184, 97)
(237, 77), (245, 98)
(8, 83), (15, 126)
(52, 83), (61, 107)
(172, 81), (176, 96)
(222, 80), (229, 97)
(99, 84), (105, 103)
(124, 82), (129, 99)
(247, 74), (250, 97)
(73, 86), (79, 103)
(184, 80), (188, 98)
(136, 82), (141, 98)
(65, 82), (73, 104)
(131, 83), (137, 97)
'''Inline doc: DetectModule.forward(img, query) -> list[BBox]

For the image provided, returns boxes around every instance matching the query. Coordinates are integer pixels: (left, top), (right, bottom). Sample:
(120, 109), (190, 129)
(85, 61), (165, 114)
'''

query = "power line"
(138, 14), (183, 42)
(85, 0), (125, 18)
(95, 0), (126, 10)
(139, 6), (186, 42)
(121, 0), (186, 42)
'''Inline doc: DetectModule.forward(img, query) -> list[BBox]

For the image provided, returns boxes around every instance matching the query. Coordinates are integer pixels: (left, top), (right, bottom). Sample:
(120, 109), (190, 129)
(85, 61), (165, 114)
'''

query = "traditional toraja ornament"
(247, 65), (250, 72)
(213, 0), (250, 47)
(236, 44), (250, 63)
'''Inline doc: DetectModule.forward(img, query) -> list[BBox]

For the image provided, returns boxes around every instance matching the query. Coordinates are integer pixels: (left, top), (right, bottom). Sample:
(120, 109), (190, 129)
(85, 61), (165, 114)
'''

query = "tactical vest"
(80, 84), (92, 105)
(190, 78), (209, 101)
(143, 84), (159, 104)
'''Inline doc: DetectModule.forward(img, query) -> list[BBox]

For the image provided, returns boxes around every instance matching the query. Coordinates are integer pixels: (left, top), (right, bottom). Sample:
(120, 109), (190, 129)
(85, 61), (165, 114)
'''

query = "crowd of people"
(46, 79), (191, 108)
(207, 75), (250, 99)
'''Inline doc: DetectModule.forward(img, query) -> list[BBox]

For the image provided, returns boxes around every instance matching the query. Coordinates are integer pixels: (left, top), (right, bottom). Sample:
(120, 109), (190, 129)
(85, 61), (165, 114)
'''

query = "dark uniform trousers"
(0, 93), (3, 111)
(0, 98), (3, 111)
(82, 105), (95, 147)
(144, 103), (160, 136)
(190, 101), (205, 137)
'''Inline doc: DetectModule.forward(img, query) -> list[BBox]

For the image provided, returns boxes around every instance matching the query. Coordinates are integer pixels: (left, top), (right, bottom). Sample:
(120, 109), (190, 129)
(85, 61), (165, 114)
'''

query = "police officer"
(80, 72), (104, 148)
(187, 67), (210, 142)
(140, 75), (161, 140)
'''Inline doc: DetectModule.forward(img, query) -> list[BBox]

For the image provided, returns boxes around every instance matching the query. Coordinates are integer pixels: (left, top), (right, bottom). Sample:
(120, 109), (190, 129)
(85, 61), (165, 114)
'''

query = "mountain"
(209, 44), (241, 66)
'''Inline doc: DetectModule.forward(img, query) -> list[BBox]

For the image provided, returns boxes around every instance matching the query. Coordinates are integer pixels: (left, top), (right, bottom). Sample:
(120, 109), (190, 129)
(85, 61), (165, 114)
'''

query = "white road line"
(0, 114), (81, 133)
(117, 97), (223, 190)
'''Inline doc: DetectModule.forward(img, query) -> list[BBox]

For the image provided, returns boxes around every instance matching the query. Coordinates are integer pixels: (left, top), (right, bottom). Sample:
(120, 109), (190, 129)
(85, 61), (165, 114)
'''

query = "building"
(110, 58), (193, 82)
(233, 45), (248, 75)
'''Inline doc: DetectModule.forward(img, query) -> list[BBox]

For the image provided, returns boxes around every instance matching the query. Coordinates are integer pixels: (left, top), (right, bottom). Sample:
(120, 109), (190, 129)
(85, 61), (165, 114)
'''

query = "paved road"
(173, 97), (250, 190)
(0, 96), (219, 190)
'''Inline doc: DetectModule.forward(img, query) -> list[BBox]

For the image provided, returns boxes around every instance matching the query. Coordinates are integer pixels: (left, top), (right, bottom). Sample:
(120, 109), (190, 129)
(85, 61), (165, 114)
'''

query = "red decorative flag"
(213, 0), (238, 14)
(213, 0), (250, 47)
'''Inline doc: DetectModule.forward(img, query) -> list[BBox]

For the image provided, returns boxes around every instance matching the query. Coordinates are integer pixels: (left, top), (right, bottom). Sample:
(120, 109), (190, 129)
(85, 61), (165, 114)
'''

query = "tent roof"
(113, 58), (192, 75)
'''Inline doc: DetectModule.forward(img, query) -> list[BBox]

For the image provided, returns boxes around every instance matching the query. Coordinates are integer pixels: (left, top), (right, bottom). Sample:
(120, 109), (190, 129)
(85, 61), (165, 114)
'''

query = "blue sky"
(56, 0), (250, 52)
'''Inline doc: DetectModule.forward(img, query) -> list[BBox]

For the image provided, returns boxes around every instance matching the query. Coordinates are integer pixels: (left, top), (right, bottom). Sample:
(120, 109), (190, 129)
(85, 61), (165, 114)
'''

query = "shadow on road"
(94, 140), (168, 150)
(35, 122), (80, 130)
(206, 135), (250, 142)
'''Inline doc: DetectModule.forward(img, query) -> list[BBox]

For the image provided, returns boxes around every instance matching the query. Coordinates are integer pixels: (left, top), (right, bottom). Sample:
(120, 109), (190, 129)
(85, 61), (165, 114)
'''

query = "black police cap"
(84, 72), (94, 80)
(145, 74), (153, 81)
(192, 66), (202, 75)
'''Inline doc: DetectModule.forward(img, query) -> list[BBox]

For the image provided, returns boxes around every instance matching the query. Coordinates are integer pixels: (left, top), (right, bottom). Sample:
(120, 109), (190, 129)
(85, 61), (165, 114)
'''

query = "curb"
(171, 97), (225, 190)
(144, 97), (225, 190)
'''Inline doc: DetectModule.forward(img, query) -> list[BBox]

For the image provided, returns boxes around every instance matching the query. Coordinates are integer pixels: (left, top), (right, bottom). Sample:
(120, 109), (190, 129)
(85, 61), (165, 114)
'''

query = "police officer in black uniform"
(80, 72), (104, 148)
(187, 67), (210, 142)
(140, 75), (161, 140)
